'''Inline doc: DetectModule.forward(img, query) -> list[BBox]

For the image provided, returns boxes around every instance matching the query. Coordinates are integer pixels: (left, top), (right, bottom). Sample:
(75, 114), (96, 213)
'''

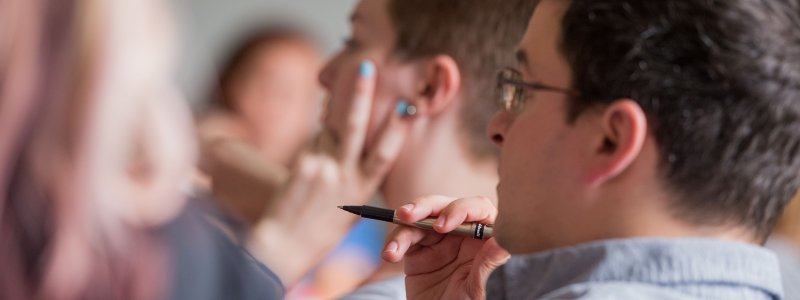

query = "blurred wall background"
(169, 0), (357, 106)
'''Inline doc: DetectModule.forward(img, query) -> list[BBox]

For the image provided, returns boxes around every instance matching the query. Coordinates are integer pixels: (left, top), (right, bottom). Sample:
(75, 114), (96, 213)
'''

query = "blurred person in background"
(196, 25), (322, 224)
(192, 21), (412, 300)
(199, 25), (322, 174)
(195, 25), (388, 298)
(0, 0), (365, 298)
(769, 196), (800, 300)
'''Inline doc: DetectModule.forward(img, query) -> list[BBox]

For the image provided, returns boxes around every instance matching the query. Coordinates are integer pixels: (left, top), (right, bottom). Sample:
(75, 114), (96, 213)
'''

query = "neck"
(380, 130), (498, 209)
(589, 144), (759, 247)
(368, 117), (498, 284)
(576, 180), (760, 250)
(384, 105), (498, 207)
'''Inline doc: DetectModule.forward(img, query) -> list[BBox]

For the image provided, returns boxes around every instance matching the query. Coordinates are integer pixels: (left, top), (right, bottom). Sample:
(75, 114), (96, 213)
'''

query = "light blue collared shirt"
(487, 238), (783, 299)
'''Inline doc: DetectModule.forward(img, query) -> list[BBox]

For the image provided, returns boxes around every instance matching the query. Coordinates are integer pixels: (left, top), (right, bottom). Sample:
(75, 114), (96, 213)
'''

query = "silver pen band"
(392, 215), (494, 240)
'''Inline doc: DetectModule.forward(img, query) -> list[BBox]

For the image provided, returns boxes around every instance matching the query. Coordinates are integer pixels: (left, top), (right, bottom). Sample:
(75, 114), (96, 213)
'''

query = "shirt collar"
(489, 238), (783, 299)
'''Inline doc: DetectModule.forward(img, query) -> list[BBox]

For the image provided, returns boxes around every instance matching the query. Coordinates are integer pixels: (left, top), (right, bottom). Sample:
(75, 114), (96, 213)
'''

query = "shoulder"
(161, 200), (284, 300)
(538, 282), (702, 300)
(766, 237), (800, 300)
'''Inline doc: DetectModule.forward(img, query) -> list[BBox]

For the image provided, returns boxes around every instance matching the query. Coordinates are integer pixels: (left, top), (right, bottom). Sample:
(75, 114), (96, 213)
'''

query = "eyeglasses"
(496, 67), (576, 113)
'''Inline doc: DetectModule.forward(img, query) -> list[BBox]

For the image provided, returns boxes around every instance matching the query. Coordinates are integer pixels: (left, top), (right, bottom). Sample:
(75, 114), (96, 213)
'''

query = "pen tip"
(338, 205), (365, 216)
(337, 206), (343, 209)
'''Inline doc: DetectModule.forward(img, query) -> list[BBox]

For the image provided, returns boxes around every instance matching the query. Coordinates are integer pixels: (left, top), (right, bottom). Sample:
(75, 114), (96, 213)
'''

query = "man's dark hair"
(561, 0), (800, 240)
(388, 0), (536, 159)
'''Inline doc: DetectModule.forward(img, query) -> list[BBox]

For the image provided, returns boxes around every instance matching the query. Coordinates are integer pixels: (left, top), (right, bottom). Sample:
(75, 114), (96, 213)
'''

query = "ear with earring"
(395, 100), (417, 118)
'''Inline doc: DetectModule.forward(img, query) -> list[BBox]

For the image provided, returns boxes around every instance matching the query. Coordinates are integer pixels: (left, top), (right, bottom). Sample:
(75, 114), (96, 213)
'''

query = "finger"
(277, 154), (323, 214)
(339, 60), (377, 164)
(403, 235), (466, 277)
(394, 195), (460, 224)
(381, 225), (444, 263)
(361, 109), (409, 181)
(302, 156), (341, 214)
(435, 197), (498, 233)
(312, 127), (339, 156)
(468, 238), (511, 298)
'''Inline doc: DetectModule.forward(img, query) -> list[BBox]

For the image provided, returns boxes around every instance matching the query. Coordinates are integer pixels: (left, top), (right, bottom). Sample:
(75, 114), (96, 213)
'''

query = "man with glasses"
(381, 0), (800, 299)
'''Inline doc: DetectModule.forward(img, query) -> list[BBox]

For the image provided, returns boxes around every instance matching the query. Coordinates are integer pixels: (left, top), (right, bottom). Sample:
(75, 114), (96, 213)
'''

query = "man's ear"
(585, 99), (647, 187)
(411, 55), (461, 116)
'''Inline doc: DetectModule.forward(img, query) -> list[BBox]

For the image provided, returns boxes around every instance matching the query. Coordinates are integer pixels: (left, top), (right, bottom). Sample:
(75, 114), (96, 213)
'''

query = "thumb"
(467, 239), (510, 298)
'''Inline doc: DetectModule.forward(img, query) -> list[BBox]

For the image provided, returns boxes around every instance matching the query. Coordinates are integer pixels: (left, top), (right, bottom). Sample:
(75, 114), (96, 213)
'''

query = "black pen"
(338, 205), (494, 240)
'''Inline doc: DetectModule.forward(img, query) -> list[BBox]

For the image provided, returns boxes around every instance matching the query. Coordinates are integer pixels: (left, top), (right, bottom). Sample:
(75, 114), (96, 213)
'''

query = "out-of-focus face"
(90, 0), (196, 226)
(487, 0), (595, 254)
(319, 0), (418, 151)
(229, 41), (322, 165)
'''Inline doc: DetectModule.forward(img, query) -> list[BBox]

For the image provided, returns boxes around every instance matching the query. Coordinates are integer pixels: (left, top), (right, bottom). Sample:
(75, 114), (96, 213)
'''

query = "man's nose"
(318, 54), (341, 89)
(487, 110), (513, 147)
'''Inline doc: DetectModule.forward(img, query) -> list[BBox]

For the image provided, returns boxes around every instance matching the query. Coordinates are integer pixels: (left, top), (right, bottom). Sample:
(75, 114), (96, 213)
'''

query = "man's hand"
(382, 196), (510, 300)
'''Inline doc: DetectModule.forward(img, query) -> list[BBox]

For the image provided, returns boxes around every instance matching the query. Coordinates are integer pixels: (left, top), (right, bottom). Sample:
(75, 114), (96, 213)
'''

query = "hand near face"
(248, 61), (410, 286)
(197, 116), (290, 224)
(383, 196), (510, 300)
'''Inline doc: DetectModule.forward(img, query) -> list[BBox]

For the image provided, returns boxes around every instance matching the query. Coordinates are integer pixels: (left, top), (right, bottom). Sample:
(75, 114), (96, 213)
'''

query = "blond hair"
(0, 0), (195, 298)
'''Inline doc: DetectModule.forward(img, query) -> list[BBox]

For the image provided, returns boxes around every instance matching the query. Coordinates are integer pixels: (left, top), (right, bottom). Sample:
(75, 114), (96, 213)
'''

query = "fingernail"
(400, 204), (415, 213)
(359, 60), (375, 77)
(395, 100), (417, 117)
(435, 215), (446, 228)
(384, 241), (398, 253)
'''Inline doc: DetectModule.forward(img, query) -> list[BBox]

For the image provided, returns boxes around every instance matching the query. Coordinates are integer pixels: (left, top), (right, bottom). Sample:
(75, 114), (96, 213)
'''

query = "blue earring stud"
(396, 100), (417, 117)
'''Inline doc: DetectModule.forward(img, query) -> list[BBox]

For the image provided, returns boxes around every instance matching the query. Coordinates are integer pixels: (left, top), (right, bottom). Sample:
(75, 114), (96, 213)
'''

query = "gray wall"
(169, 0), (358, 106)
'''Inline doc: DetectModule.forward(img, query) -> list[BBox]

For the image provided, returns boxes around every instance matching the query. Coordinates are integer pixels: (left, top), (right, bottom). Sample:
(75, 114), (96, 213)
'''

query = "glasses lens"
(497, 68), (522, 111)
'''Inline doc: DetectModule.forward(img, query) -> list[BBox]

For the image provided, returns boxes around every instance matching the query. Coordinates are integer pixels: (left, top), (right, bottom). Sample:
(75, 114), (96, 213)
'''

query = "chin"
(493, 219), (546, 255)
(494, 233), (513, 253)
(492, 220), (514, 252)
(494, 232), (530, 255)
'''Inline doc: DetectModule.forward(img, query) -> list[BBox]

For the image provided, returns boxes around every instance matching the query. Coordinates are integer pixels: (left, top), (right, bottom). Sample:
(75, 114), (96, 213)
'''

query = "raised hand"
(247, 61), (410, 285)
